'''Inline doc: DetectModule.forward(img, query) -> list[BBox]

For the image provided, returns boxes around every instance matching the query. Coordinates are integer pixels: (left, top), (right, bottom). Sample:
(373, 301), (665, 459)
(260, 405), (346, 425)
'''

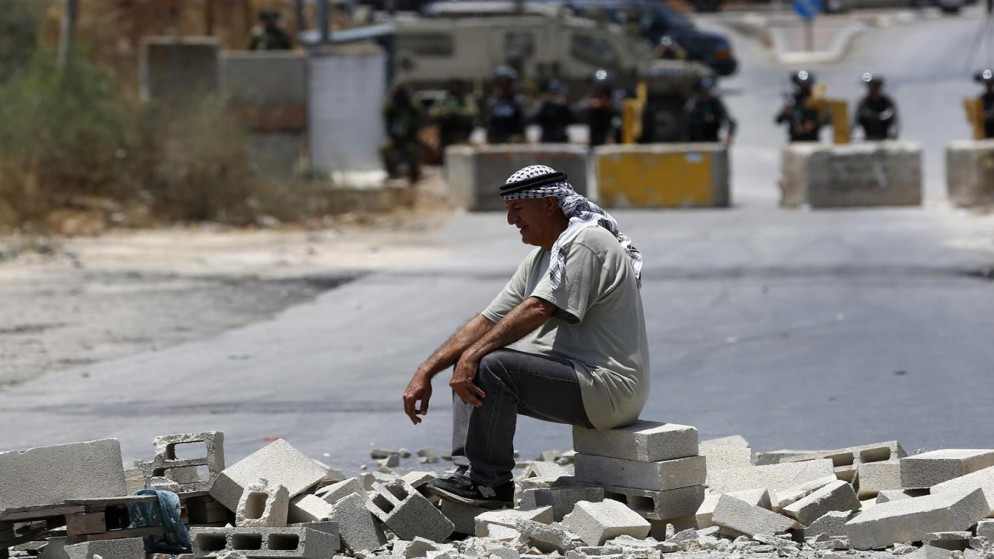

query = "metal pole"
(57, 0), (78, 72)
(318, 0), (331, 44)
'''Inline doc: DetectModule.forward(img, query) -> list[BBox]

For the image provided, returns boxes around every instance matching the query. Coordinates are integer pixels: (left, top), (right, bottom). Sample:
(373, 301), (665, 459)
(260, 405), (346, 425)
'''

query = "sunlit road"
(1, 11), (993, 472)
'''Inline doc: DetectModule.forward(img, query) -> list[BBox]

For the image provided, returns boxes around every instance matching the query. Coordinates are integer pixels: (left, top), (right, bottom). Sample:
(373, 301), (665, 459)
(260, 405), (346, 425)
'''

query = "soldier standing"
(579, 69), (620, 148)
(379, 82), (423, 182)
(484, 66), (527, 145)
(853, 73), (899, 140)
(431, 79), (479, 161)
(249, 11), (293, 51)
(775, 71), (828, 143)
(531, 79), (576, 144)
(976, 69), (994, 139)
(684, 76), (736, 144)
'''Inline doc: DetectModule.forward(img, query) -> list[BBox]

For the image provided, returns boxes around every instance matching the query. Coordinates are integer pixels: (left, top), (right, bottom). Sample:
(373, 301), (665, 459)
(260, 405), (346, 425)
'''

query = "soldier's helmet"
(861, 72), (884, 87)
(791, 70), (816, 86)
(591, 68), (614, 84)
(975, 69), (994, 84)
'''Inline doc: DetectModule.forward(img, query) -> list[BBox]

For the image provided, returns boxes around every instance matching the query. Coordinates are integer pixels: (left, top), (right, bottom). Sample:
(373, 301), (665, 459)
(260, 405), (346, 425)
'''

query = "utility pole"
(318, 0), (331, 44)
(57, 0), (78, 72)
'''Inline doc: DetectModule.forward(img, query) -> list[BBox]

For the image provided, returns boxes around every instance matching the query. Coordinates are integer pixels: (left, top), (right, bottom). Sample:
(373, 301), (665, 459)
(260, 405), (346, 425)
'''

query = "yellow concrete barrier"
(594, 144), (730, 208)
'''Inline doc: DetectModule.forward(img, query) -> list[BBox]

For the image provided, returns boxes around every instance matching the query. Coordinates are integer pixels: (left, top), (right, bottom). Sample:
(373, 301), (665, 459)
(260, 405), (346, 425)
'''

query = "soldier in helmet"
(684, 76), (736, 144)
(484, 66), (527, 144)
(853, 73), (899, 140)
(431, 79), (479, 161)
(379, 81), (424, 182)
(530, 79), (576, 144)
(976, 69), (994, 139)
(577, 69), (621, 147)
(249, 11), (293, 51)
(775, 70), (828, 143)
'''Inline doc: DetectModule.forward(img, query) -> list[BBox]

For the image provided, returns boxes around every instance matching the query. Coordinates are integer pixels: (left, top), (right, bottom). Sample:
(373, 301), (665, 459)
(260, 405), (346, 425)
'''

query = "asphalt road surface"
(1, 10), (993, 472)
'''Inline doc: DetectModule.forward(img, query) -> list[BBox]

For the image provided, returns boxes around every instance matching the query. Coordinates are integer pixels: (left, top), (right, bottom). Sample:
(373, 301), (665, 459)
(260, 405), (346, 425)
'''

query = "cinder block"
(901, 450), (994, 489)
(845, 488), (991, 550)
(0, 439), (127, 510)
(366, 480), (453, 542)
(444, 145), (590, 211)
(595, 144), (730, 209)
(191, 526), (338, 558)
(976, 519), (994, 540)
(475, 507), (553, 537)
(780, 142), (922, 208)
(696, 489), (770, 529)
(945, 140), (994, 207)
(236, 479), (289, 528)
(439, 499), (490, 535)
(519, 487), (604, 522)
(599, 484), (705, 521)
(711, 495), (798, 537)
(400, 472), (435, 490)
(923, 532), (972, 551)
(515, 519), (575, 552)
(783, 480), (860, 526)
(700, 444), (752, 481)
(574, 453), (705, 492)
(572, 421), (698, 463)
(857, 460), (903, 499)
(289, 494), (333, 524)
(928, 465), (994, 518)
(804, 511), (854, 539)
(136, 431), (225, 493)
(317, 478), (367, 505)
(701, 435), (749, 448)
(707, 460), (835, 496)
(64, 537), (145, 559)
(561, 500), (651, 546)
(211, 439), (326, 512)
(774, 475), (838, 510)
(329, 493), (385, 552)
(758, 441), (905, 467)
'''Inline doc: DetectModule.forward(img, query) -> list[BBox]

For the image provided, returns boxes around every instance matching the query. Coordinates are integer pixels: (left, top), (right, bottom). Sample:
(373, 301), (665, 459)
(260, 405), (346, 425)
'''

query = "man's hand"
(451, 355), (486, 408)
(403, 373), (432, 425)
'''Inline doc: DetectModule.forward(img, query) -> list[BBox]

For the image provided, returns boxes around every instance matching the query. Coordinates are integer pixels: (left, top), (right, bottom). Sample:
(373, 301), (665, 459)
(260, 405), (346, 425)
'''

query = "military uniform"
(982, 90), (994, 139)
(249, 26), (292, 51)
(379, 90), (423, 182)
(485, 93), (527, 144)
(531, 98), (575, 143)
(776, 94), (826, 143)
(685, 95), (736, 143)
(430, 90), (479, 157)
(854, 94), (899, 140)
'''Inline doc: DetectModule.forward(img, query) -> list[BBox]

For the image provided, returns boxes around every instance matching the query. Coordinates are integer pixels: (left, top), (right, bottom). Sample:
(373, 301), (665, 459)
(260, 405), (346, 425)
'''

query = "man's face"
(505, 197), (559, 248)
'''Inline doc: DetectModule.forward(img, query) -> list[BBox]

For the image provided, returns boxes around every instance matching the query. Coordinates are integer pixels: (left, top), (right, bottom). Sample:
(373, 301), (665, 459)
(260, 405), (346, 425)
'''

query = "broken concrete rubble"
(710, 495), (799, 537)
(561, 500), (651, 546)
(0, 439), (127, 510)
(136, 431), (225, 493)
(211, 439), (326, 513)
(236, 478), (289, 528)
(901, 450), (994, 489)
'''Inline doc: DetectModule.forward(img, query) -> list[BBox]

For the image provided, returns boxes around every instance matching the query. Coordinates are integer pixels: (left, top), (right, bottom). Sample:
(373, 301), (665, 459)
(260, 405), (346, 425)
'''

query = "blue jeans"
(451, 348), (594, 486)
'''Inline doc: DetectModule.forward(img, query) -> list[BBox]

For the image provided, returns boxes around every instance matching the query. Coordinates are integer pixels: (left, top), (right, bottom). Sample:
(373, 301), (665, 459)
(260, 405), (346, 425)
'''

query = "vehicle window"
(504, 32), (535, 59)
(570, 33), (618, 67)
(396, 33), (454, 57)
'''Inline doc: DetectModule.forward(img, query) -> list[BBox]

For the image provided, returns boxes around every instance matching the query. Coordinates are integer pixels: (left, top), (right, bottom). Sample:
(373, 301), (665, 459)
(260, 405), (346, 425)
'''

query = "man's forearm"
(417, 314), (495, 378)
(463, 297), (556, 363)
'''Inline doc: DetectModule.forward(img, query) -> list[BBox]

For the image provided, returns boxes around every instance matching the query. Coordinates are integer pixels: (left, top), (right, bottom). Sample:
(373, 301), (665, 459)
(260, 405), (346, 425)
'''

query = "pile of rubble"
(2, 422), (994, 559)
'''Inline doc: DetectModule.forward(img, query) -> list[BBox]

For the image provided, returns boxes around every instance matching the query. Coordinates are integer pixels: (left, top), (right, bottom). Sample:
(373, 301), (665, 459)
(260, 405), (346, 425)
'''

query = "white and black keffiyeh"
(499, 164), (643, 289)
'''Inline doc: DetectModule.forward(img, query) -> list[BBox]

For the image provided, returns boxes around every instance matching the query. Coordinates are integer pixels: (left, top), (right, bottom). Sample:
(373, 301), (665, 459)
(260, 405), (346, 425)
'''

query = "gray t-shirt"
(482, 226), (650, 430)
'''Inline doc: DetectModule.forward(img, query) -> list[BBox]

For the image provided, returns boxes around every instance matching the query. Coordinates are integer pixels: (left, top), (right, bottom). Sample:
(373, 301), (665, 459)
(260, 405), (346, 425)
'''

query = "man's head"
(505, 197), (567, 249)
(862, 72), (884, 97)
(791, 70), (815, 97)
(976, 69), (994, 92)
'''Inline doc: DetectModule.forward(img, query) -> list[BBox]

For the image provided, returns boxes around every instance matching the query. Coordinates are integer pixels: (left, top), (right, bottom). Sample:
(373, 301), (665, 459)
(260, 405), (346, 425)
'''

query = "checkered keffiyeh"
(500, 165), (643, 289)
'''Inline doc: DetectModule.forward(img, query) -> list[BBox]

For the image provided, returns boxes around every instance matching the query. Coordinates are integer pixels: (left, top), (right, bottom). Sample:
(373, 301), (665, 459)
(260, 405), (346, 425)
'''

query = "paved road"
(2, 12), (993, 473)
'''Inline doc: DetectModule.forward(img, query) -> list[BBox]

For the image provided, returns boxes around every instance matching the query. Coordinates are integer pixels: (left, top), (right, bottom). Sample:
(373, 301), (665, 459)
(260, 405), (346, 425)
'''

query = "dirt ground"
(0, 178), (456, 389)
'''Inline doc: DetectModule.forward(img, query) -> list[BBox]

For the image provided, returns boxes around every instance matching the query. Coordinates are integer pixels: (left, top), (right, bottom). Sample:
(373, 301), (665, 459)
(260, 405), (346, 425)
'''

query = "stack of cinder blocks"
(572, 420), (707, 533)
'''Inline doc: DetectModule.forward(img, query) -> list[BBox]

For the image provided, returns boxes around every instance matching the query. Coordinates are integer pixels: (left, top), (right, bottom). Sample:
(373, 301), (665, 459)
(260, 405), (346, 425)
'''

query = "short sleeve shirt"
(482, 226), (650, 430)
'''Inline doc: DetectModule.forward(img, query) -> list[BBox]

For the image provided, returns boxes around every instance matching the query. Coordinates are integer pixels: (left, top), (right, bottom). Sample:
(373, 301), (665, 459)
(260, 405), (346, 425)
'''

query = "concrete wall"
(946, 140), (994, 208)
(444, 145), (590, 211)
(594, 144), (730, 209)
(780, 142), (922, 209)
(140, 37), (219, 104)
(309, 44), (387, 174)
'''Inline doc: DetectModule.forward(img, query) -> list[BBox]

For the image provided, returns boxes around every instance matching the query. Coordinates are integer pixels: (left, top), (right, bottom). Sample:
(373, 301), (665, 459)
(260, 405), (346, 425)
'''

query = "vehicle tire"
(641, 96), (686, 143)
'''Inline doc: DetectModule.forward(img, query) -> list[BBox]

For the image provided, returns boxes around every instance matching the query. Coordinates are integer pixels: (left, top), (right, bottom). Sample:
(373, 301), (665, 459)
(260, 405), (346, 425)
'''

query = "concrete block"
(929, 465), (994, 516)
(706, 460), (835, 497)
(924, 532), (972, 551)
(317, 478), (367, 505)
(0, 439), (127, 510)
(64, 537), (145, 559)
(945, 140), (994, 207)
(515, 519), (575, 552)
(366, 480), (453, 542)
(782, 480), (860, 526)
(400, 472), (435, 490)
(561, 500), (651, 546)
(289, 494), (333, 524)
(647, 516), (697, 539)
(439, 499), (489, 535)
(977, 519), (994, 540)
(220, 52), (307, 109)
(191, 526), (338, 558)
(758, 441), (905, 467)
(804, 511), (854, 539)
(124, 467), (146, 494)
(236, 479), (289, 528)
(522, 461), (570, 480)
(857, 460), (903, 499)
(574, 453), (706, 492)
(902, 450), (994, 489)
(780, 142), (922, 208)
(211, 439), (327, 512)
(774, 475), (838, 510)
(329, 493), (385, 552)
(444, 145), (590, 211)
(701, 435), (750, 448)
(598, 484), (705, 521)
(711, 495), (799, 537)
(572, 421), (698, 463)
(398, 537), (442, 559)
(845, 488), (991, 550)
(700, 445), (752, 481)
(877, 489), (927, 503)
(140, 37), (219, 104)
(519, 487), (604, 522)
(476, 507), (553, 537)
(696, 489), (771, 529)
(595, 144), (730, 208)
(136, 431), (225, 493)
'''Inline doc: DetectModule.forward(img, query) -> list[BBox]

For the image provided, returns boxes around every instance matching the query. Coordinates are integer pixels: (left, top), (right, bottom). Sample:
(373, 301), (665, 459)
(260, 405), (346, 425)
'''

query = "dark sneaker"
(427, 477), (514, 509)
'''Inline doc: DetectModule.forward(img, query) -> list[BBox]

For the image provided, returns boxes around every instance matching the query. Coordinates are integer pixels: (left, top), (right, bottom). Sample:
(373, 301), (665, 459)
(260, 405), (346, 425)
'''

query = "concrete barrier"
(444, 145), (590, 211)
(780, 142), (922, 209)
(140, 37), (219, 104)
(946, 140), (994, 207)
(594, 144), (730, 209)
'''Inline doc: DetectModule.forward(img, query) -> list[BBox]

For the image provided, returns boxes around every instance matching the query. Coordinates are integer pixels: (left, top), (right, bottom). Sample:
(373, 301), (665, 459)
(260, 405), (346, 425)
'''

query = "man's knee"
(477, 350), (513, 388)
